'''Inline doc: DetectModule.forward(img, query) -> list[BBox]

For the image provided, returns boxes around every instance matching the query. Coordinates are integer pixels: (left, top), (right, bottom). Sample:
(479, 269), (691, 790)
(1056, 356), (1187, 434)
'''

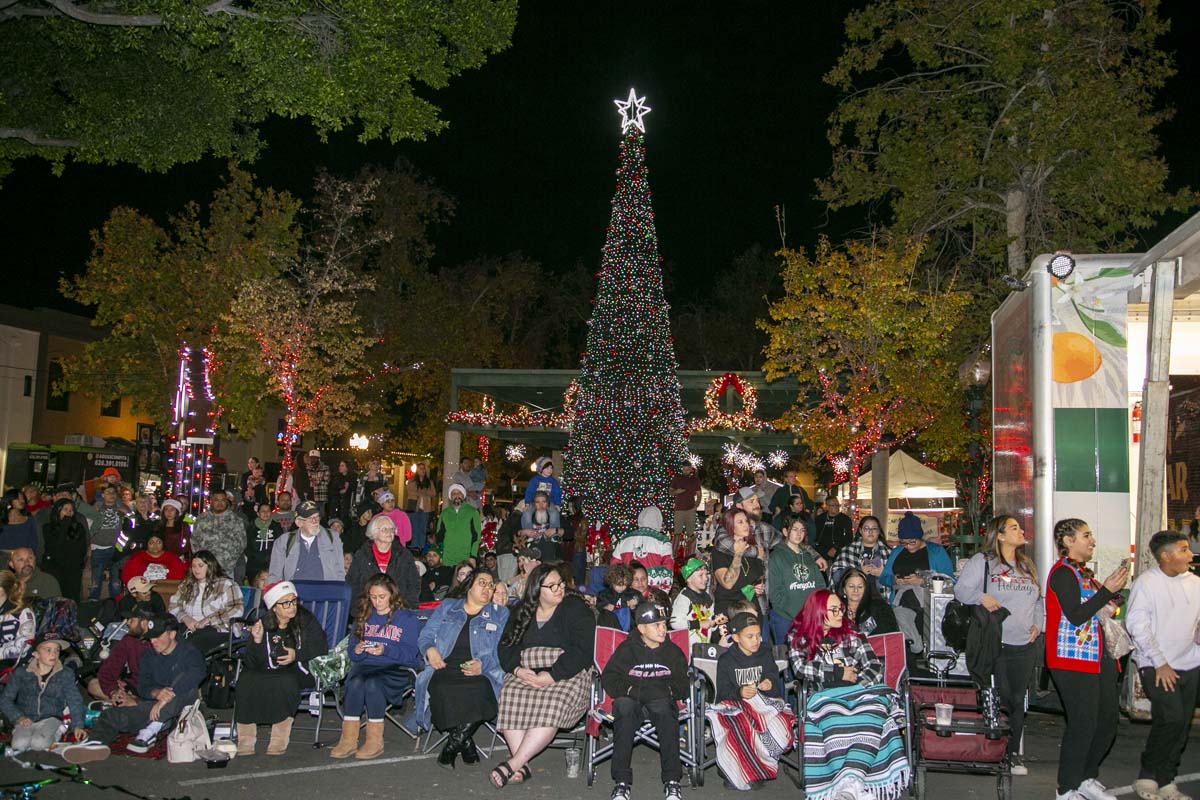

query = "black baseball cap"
(139, 616), (178, 640)
(729, 612), (762, 635)
(295, 500), (321, 520)
(634, 602), (667, 626)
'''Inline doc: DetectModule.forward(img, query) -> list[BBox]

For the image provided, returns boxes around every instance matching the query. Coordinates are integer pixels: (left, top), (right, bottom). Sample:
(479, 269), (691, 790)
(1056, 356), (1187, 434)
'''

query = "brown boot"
(235, 723), (257, 756)
(354, 720), (384, 759)
(266, 717), (294, 756)
(329, 718), (361, 759)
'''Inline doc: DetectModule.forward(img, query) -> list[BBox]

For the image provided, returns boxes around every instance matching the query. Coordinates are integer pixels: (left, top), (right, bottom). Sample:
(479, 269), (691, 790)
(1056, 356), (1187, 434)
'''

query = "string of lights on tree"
(562, 89), (690, 544)
(813, 366), (932, 509)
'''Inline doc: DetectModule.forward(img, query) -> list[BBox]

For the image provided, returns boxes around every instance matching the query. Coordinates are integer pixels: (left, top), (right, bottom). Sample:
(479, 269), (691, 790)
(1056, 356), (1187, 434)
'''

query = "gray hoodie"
(954, 552), (1045, 647)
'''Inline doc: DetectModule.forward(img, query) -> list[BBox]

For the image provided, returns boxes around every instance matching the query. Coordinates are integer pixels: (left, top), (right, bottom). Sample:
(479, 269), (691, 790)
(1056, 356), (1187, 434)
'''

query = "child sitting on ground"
(708, 612), (795, 791)
(0, 633), (87, 753)
(602, 601), (691, 800)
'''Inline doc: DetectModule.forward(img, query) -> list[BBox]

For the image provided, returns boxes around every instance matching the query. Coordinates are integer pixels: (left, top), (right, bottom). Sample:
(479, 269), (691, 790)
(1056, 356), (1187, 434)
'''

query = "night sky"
(4, 0), (1200, 314)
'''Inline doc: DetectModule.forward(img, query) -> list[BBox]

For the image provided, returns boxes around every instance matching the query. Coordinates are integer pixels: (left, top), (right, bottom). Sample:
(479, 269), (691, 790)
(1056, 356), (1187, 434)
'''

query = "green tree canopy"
(821, 0), (1194, 279)
(0, 0), (517, 176)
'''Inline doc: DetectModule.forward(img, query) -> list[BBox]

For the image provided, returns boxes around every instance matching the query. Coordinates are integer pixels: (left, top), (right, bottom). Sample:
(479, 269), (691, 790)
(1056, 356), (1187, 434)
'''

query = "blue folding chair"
(293, 580), (353, 747)
(224, 586), (262, 656)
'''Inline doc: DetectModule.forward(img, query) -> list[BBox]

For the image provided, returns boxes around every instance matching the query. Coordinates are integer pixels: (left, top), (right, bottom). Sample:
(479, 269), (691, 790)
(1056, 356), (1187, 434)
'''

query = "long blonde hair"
(984, 515), (1040, 595)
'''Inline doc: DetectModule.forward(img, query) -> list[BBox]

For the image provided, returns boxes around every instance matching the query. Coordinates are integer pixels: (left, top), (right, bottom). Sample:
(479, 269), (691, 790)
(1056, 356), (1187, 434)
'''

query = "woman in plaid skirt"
(491, 563), (596, 787)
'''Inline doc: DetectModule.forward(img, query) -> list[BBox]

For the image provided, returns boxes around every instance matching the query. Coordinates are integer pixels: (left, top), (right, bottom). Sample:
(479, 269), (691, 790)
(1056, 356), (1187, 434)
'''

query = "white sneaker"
(62, 741), (111, 764)
(1079, 779), (1119, 800)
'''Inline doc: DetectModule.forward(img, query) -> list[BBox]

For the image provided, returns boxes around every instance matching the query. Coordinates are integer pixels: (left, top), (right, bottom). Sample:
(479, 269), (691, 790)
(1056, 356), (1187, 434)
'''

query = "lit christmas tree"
(564, 89), (689, 543)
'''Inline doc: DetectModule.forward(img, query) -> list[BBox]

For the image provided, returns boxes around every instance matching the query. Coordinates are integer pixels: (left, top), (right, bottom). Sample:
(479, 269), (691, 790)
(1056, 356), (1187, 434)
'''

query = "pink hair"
(787, 589), (860, 660)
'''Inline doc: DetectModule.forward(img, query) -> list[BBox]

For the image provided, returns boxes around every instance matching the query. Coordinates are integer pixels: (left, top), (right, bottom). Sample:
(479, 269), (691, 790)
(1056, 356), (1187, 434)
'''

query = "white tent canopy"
(836, 451), (958, 501)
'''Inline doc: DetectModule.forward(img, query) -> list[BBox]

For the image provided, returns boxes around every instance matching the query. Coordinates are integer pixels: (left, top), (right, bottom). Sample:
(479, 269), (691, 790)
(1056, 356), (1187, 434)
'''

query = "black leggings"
(995, 642), (1038, 757)
(1050, 657), (1119, 793)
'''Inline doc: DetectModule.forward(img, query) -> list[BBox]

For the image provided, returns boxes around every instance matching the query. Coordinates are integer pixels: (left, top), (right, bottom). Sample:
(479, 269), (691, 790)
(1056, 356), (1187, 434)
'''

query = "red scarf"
(371, 544), (391, 573)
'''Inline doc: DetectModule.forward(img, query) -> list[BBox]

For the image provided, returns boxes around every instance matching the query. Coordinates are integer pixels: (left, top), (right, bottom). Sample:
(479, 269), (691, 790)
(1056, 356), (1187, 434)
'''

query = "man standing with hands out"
(1126, 531), (1200, 800)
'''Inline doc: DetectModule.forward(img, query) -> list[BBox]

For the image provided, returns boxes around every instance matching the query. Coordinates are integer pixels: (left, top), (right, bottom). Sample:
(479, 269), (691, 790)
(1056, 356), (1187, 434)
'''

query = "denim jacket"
(407, 599), (509, 732)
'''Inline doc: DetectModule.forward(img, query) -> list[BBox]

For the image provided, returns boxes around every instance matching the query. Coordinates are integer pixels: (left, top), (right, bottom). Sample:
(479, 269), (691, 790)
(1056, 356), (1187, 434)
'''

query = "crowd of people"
(0, 461), (1196, 800)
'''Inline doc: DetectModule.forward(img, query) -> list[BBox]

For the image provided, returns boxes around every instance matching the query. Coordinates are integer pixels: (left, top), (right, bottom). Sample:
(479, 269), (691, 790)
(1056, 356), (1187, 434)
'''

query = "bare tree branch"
(0, 127), (81, 147)
(35, 0), (261, 27)
(0, 4), (54, 20)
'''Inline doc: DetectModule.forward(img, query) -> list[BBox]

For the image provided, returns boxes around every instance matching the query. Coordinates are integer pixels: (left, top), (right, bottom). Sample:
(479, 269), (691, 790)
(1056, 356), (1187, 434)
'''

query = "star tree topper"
(614, 87), (651, 133)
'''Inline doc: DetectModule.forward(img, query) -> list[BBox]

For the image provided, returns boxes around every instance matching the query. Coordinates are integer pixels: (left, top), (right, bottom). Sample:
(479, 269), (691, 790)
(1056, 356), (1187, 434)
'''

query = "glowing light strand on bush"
(563, 94), (689, 544)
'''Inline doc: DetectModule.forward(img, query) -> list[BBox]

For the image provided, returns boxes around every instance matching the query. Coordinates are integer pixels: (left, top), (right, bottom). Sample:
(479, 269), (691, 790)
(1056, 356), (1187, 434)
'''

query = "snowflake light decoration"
(831, 455), (851, 475)
(686, 452), (704, 469)
(721, 443), (743, 466)
(504, 444), (527, 462)
(766, 450), (790, 469)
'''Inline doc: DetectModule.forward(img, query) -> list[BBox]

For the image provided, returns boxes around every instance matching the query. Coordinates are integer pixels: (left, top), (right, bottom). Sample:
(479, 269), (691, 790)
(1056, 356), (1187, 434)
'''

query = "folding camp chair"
(691, 642), (792, 787)
(224, 585), (262, 656)
(793, 631), (912, 796)
(584, 626), (699, 787)
(293, 580), (353, 747)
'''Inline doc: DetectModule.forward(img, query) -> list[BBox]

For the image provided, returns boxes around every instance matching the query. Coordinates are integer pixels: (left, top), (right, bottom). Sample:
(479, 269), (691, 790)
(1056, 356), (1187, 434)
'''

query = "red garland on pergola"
(447, 373), (775, 434)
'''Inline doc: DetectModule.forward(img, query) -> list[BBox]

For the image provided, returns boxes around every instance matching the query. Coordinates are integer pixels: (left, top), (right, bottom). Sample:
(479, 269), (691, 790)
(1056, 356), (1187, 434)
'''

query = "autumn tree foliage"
(219, 172), (385, 471)
(759, 236), (969, 507)
(59, 167), (299, 430)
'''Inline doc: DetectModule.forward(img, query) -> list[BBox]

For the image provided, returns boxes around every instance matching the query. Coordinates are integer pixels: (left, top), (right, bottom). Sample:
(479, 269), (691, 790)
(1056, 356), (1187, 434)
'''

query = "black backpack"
(941, 560), (989, 653)
(203, 657), (238, 709)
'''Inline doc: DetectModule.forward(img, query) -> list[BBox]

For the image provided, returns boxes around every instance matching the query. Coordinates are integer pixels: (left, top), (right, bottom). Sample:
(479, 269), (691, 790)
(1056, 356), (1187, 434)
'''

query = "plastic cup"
(934, 702), (953, 727)
(565, 747), (581, 778)
(931, 579), (945, 593)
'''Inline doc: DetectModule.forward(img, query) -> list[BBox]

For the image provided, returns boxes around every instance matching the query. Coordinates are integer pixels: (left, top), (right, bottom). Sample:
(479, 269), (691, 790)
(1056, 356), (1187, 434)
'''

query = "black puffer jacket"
(345, 542), (420, 609)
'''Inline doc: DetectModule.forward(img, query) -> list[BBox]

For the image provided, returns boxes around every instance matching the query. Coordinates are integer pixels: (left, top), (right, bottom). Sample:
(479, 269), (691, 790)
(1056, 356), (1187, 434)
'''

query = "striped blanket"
(802, 683), (909, 800)
(704, 694), (796, 790)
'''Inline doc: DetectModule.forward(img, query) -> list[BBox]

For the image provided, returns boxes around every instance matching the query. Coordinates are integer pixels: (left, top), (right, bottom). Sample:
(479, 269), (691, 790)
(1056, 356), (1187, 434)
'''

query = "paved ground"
(0, 711), (1197, 800)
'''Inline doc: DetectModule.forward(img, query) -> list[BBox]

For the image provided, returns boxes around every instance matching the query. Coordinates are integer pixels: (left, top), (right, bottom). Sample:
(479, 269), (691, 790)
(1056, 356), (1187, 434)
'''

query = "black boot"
(459, 723), (481, 765)
(438, 728), (465, 770)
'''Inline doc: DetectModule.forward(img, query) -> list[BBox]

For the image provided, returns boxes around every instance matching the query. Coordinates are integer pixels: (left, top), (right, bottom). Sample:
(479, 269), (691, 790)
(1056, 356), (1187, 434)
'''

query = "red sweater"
(97, 634), (151, 695)
(120, 551), (188, 584)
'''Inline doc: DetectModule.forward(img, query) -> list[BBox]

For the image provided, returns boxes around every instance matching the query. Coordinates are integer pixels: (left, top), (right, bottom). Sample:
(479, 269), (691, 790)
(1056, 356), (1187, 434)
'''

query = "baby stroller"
(909, 652), (1011, 800)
